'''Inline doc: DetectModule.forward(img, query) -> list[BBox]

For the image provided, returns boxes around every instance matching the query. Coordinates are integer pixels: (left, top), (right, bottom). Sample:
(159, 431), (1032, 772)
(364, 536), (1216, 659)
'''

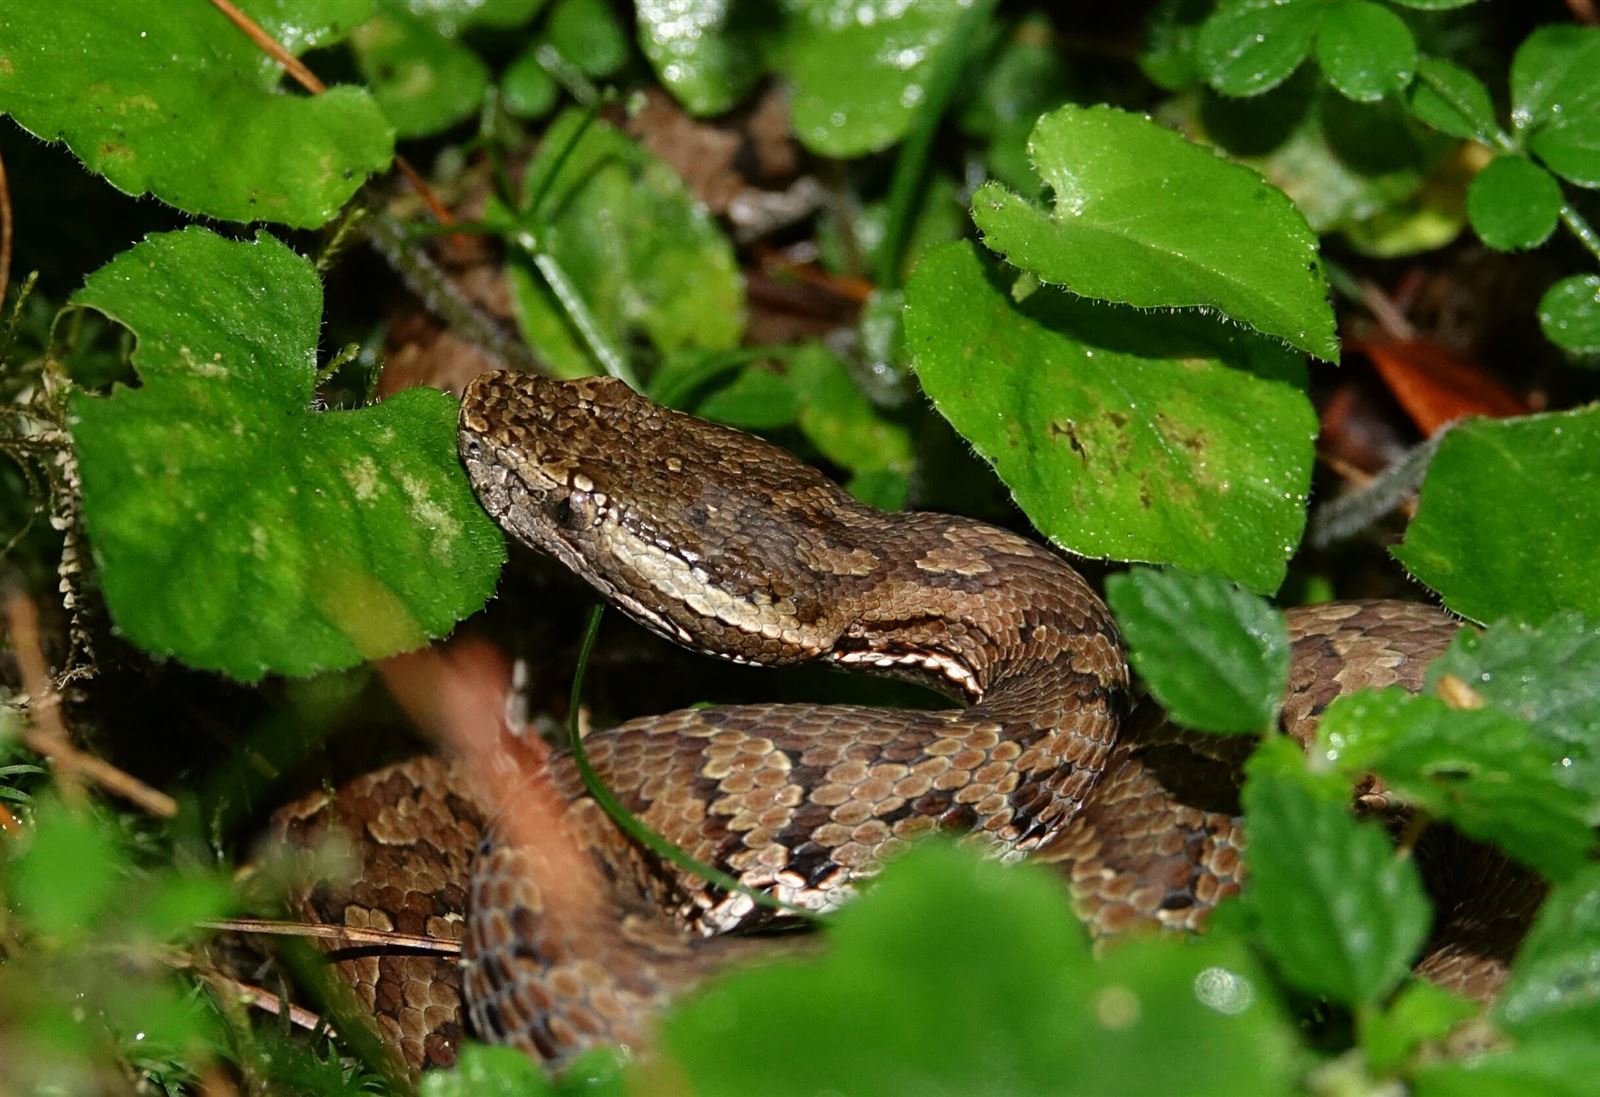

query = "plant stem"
(1560, 203), (1600, 267)
(530, 251), (642, 389)
(566, 605), (816, 921)
(872, 0), (1002, 288)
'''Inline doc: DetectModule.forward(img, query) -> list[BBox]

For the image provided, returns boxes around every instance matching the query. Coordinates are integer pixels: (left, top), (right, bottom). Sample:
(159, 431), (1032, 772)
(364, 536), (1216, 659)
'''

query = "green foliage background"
(0, 1), (1597, 1094)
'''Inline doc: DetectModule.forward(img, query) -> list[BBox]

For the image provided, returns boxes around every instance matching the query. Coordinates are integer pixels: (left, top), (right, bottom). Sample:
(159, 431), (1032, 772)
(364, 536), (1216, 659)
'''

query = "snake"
(275, 369), (1540, 1073)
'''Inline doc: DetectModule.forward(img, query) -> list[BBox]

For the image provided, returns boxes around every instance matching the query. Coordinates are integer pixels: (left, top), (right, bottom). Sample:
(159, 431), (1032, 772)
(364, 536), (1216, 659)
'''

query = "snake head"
(458, 369), (869, 663)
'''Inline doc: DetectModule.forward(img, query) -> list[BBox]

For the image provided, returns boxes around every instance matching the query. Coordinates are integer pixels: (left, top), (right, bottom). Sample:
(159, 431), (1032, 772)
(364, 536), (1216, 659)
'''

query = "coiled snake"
(277, 370), (1536, 1072)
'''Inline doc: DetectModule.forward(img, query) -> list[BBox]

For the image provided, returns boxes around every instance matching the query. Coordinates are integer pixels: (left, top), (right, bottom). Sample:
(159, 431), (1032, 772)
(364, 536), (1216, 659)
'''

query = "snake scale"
(275, 370), (1540, 1072)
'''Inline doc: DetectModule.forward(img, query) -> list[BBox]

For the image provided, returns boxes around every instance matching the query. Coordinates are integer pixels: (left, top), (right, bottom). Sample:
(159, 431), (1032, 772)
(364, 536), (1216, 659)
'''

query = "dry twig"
(5, 591), (177, 817)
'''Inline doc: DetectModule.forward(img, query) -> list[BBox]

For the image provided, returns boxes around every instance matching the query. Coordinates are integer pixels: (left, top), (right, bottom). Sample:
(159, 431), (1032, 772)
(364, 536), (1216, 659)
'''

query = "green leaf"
(858, 288), (912, 388)
(1510, 25), (1600, 135)
(962, 18), (1073, 193)
(788, 344), (913, 503)
(502, 46), (560, 120)
(102, 976), (218, 1063)
(1196, 0), (1321, 98)
(410, 0), (545, 34)
(777, 0), (973, 157)
(419, 1044), (554, 1097)
(68, 228), (506, 681)
(350, 4), (488, 138)
(1407, 56), (1500, 143)
(1139, 0), (1210, 92)
(1387, 0), (1475, 7)
(129, 869), (235, 945)
(1241, 738), (1432, 1005)
(1316, 690), (1594, 880)
(1430, 614), (1600, 823)
(1530, 115), (1600, 189)
(1218, 89), (1438, 243)
(1393, 407), (1600, 624)
(509, 110), (744, 378)
(1466, 155), (1563, 250)
(906, 242), (1317, 592)
(694, 366), (802, 431)
(0, 0), (392, 228)
(251, 0), (379, 52)
(7, 798), (122, 940)
(1539, 275), (1600, 357)
(843, 468), (910, 512)
(1414, 1040), (1600, 1097)
(957, 13), (1072, 140)
(971, 104), (1337, 362)
(663, 842), (1297, 1097)
(1360, 980), (1479, 1073)
(1105, 567), (1290, 734)
(545, 0), (629, 78)
(635, 0), (773, 116)
(1494, 865), (1600, 1041)
(1315, 0), (1417, 103)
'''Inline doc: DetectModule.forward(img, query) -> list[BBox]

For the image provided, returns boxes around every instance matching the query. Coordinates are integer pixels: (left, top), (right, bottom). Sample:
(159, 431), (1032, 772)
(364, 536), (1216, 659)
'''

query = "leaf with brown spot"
(908, 243), (1317, 593)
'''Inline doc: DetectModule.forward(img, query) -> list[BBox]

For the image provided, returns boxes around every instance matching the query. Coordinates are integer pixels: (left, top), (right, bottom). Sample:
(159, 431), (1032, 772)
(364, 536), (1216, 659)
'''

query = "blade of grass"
(566, 605), (816, 922)
(872, 0), (1002, 288)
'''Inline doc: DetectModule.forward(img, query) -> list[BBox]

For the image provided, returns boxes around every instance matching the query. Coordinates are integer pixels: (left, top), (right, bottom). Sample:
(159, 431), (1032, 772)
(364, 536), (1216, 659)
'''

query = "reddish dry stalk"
(377, 640), (613, 935)
(4, 591), (178, 817)
(0, 148), (12, 309)
(200, 917), (461, 954)
(197, 969), (329, 1033)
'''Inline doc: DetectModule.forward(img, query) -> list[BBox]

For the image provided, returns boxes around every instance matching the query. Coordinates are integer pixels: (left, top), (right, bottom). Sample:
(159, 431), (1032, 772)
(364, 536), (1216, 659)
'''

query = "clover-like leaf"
(1466, 156), (1563, 251)
(1539, 275), (1600, 357)
(1196, 0), (1321, 98)
(663, 843), (1297, 1097)
(1315, 0), (1416, 104)
(1407, 56), (1499, 143)
(635, 0), (773, 115)
(1242, 738), (1432, 1006)
(69, 228), (505, 681)
(907, 242), (1317, 593)
(546, 0), (629, 78)
(1530, 115), (1600, 190)
(0, 0), (392, 227)
(1106, 567), (1290, 734)
(1393, 407), (1600, 624)
(971, 104), (1337, 361)
(778, 0), (973, 158)
(1510, 25), (1600, 135)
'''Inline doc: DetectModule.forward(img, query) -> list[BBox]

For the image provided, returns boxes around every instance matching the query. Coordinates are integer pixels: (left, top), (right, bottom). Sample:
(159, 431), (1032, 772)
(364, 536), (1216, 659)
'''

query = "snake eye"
(554, 496), (573, 525)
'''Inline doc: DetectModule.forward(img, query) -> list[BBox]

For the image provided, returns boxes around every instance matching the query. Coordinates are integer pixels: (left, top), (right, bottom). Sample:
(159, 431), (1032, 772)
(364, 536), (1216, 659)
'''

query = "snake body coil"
(457, 369), (1131, 1061)
(280, 370), (1524, 1071)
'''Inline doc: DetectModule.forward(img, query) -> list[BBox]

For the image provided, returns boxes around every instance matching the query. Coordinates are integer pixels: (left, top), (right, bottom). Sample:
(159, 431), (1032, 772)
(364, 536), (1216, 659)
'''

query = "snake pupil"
(554, 497), (573, 524)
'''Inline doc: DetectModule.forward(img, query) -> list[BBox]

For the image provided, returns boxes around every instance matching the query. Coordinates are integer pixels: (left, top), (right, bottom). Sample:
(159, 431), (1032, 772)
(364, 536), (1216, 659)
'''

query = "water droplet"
(1194, 966), (1254, 1015)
